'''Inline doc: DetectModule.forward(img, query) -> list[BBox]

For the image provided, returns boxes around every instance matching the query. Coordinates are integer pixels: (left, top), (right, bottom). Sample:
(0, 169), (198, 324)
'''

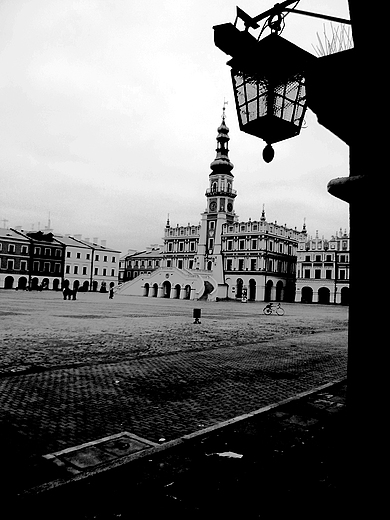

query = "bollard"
(193, 308), (201, 324)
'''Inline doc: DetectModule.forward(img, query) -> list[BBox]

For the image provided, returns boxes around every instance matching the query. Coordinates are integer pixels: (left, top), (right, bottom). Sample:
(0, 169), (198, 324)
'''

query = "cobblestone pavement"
(0, 292), (347, 492)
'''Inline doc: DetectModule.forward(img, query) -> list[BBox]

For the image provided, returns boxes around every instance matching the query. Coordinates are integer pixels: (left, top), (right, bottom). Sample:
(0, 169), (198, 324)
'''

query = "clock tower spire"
(206, 105), (237, 218)
(196, 106), (238, 281)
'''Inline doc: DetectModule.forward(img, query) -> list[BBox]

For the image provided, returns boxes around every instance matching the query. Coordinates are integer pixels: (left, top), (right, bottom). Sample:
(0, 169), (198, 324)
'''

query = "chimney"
(74, 234), (82, 240)
(93, 237), (98, 244)
(84, 237), (90, 243)
(101, 240), (107, 247)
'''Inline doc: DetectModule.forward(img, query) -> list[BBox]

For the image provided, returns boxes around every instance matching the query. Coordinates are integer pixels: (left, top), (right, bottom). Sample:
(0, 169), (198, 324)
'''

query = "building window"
(339, 270), (346, 280)
(82, 266), (87, 275)
(45, 248), (51, 256)
(21, 245), (28, 254)
(76, 252), (81, 259)
(252, 240), (257, 249)
(7, 259), (14, 270)
(55, 248), (62, 257)
(315, 269), (321, 279)
(86, 253), (90, 260)
(179, 242), (184, 252)
(33, 261), (39, 271)
(238, 259), (244, 270)
(315, 255), (321, 261)
(209, 239), (214, 249)
(305, 255), (310, 261)
(95, 254), (99, 261)
(94, 267), (98, 275)
(103, 256), (108, 262)
(34, 246), (40, 255)
(74, 266), (78, 274)
(226, 259), (232, 270)
(55, 263), (61, 273)
(112, 257), (116, 262)
(111, 269), (115, 276)
(304, 269), (310, 278)
(167, 260), (171, 267)
(239, 240), (245, 250)
(168, 243), (173, 252)
(251, 259), (256, 270)
(190, 242), (195, 251)
(156, 261), (159, 267)
(189, 260), (193, 269)
(178, 260), (183, 269)
(326, 270), (332, 279)
(44, 262), (50, 272)
(21, 260), (27, 271)
(67, 251), (71, 258)
(66, 265), (70, 274)
(103, 268), (107, 276)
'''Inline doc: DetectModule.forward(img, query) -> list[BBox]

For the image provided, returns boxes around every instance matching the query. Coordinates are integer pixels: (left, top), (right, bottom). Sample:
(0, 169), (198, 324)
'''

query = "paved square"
(0, 291), (347, 458)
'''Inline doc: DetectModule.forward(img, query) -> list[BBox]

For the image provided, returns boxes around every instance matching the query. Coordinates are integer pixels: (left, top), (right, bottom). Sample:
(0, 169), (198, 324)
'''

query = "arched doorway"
(249, 279), (256, 301)
(207, 261), (213, 271)
(73, 280), (80, 291)
(236, 278), (243, 299)
(53, 279), (61, 291)
(4, 276), (14, 289)
(318, 287), (330, 304)
(42, 278), (50, 290)
(82, 280), (89, 292)
(31, 277), (39, 290)
(162, 280), (171, 298)
(144, 283), (149, 297)
(18, 277), (28, 290)
(341, 287), (349, 305)
(174, 284), (181, 299)
(184, 285), (191, 299)
(92, 281), (98, 292)
(152, 283), (158, 297)
(264, 280), (273, 302)
(301, 286), (313, 303)
(276, 281), (284, 302)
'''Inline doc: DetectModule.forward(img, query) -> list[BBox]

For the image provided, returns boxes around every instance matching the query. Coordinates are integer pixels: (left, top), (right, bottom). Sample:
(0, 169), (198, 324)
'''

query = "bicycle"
(263, 302), (285, 316)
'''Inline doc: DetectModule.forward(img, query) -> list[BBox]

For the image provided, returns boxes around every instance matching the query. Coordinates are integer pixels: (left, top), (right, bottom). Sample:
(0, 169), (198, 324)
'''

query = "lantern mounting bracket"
(235, 1), (351, 34)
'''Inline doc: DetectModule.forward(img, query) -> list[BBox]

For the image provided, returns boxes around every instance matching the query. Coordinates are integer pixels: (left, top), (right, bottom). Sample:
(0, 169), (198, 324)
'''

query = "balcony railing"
(205, 188), (237, 197)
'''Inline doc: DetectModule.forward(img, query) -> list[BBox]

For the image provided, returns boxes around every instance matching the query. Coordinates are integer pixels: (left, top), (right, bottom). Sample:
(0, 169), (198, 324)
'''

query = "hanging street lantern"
(213, 9), (316, 162)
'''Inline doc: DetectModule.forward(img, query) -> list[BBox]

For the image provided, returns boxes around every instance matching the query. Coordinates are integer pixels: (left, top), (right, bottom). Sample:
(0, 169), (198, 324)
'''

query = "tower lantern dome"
(210, 111), (234, 175)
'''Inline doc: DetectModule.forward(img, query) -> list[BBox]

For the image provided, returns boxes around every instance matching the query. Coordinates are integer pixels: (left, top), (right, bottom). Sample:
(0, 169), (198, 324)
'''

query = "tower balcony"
(205, 188), (237, 198)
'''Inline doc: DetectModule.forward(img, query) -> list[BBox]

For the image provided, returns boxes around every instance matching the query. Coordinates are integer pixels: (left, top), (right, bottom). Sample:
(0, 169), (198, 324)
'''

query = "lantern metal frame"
(213, 2), (351, 161)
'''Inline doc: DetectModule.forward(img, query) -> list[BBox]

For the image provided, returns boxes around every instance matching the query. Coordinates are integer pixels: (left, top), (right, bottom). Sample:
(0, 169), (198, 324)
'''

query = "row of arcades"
(142, 281), (193, 299)
(2, 275), (114, 293)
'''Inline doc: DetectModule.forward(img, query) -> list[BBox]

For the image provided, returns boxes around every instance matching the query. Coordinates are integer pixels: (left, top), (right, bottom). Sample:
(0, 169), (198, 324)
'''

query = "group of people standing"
(62, 285), (116, 300)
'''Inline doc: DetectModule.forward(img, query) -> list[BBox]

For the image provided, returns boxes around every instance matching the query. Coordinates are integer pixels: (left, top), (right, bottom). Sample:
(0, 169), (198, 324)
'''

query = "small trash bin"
(193, 308), (201, 324)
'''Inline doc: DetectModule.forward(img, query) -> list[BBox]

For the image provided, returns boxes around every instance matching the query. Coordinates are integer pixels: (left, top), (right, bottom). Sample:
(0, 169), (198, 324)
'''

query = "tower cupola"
(210, 108), (234, 175)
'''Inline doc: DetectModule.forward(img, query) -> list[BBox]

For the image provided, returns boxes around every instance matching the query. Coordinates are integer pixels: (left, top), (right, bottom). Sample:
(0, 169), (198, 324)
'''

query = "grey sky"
(0, 0), (350, 254)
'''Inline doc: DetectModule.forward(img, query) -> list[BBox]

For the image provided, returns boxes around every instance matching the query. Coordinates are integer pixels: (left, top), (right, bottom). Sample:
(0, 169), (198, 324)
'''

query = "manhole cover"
(44, 432), (158, 473)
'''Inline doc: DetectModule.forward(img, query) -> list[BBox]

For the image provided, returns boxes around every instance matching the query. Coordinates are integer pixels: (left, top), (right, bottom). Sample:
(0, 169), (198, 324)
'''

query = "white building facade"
(295, 230), (350, 304)
(118, 112), (306, 301)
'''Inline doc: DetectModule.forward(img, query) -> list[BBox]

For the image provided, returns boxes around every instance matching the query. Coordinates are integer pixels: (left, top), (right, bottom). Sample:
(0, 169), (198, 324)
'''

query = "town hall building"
(117, 110), (307, 301)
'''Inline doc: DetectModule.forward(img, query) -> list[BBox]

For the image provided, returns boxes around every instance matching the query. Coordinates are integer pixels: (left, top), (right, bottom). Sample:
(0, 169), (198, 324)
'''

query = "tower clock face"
(227, 202), (233, 212)
(210, 201), (217, 212)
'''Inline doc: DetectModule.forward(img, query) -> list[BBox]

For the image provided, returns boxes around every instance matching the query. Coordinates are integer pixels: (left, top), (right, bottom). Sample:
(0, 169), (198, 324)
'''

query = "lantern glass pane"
(259, 94), (267, 117)
(245, 81), (257, 102)
(236, 83), (246, 107)
(239, 106), (248, 125)
(248, 99), (257, 121)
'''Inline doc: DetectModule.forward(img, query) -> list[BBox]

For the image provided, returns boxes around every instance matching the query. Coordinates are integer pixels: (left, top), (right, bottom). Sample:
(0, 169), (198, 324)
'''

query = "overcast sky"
(0, 0), (351, 254)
